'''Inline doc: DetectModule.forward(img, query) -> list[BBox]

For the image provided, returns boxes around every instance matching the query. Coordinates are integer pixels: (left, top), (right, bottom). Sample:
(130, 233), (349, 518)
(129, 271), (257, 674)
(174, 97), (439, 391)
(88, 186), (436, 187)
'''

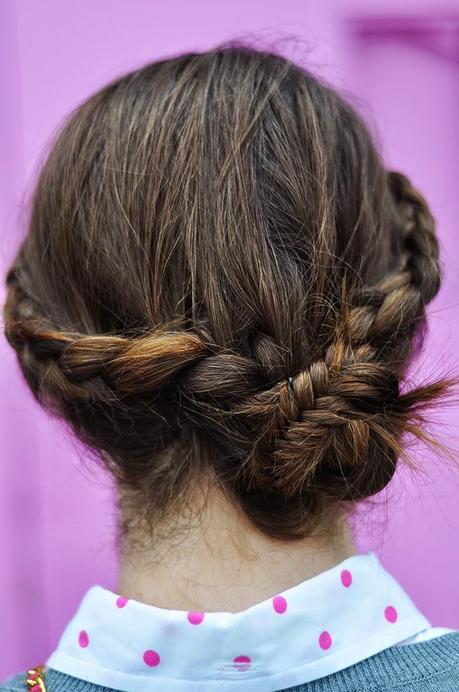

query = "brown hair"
(3, 43), (457, 540)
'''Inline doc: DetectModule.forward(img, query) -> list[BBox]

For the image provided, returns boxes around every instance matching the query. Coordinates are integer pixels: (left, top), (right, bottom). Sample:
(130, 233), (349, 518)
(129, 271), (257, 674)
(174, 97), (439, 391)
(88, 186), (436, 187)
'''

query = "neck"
(116, 486), (357, 613)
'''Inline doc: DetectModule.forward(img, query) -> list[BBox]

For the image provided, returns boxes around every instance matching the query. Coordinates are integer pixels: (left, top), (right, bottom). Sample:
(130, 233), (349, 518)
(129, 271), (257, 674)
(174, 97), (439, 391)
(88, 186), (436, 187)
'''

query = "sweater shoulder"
(0, 671), (29, 692)
(287, 631), (459, 691)
(0, 669), (111, 691)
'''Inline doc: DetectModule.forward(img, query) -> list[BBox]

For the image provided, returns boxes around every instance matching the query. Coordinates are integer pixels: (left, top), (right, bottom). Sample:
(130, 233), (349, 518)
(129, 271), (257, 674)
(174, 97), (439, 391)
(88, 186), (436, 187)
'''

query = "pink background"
(1, 0), (459, 679)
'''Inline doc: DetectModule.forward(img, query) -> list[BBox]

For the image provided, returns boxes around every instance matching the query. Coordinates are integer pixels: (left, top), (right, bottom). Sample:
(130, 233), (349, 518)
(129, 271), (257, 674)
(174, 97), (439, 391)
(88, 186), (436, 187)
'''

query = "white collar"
(46, 551), (431, 692)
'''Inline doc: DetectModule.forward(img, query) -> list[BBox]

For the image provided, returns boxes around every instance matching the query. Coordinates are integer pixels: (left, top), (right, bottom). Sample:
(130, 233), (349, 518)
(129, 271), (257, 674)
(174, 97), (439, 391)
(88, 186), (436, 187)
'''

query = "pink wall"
(1, 0), (459, 679)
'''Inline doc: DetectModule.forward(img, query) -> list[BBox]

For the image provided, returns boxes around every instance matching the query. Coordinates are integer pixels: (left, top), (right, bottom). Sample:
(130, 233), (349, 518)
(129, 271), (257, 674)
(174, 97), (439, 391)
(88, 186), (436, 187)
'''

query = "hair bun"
(231, 344), (400, 500)
(4, 45), (455, 542)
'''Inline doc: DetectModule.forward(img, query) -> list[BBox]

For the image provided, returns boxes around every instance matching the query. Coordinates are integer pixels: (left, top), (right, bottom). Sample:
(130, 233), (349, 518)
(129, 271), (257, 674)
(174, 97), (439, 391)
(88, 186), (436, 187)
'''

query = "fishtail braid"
(222, 171), (445, 501)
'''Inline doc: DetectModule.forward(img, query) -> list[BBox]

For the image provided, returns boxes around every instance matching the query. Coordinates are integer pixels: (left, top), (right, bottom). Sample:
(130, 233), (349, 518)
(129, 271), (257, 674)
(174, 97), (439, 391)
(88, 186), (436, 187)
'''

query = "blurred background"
(1, 0), (459, 679)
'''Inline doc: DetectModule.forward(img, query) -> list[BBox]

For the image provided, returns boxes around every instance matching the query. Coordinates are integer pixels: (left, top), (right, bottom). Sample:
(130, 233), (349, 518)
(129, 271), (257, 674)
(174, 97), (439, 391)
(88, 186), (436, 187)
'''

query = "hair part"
(3, 42), (458, 540)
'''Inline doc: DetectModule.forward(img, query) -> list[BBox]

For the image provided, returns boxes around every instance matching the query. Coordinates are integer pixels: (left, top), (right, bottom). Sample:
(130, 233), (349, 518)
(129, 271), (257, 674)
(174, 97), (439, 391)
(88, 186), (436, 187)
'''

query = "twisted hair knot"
(278, 362), (329, 424)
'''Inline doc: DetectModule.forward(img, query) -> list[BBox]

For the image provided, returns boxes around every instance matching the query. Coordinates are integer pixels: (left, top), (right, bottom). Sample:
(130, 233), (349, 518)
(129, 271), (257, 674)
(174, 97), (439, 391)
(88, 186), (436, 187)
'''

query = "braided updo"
(3, 44), (454, 539)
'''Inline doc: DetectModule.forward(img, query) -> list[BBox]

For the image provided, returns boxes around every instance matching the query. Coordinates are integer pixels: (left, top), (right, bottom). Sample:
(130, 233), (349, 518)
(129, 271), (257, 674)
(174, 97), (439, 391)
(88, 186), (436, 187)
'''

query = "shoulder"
(353, 631), (459, 691)
(284, 632), (459, 691)
(0, 668), (111, 691)
(0, 671), (26, 691)
(406, 631), (459, 690)
(352, 632), (459, 692)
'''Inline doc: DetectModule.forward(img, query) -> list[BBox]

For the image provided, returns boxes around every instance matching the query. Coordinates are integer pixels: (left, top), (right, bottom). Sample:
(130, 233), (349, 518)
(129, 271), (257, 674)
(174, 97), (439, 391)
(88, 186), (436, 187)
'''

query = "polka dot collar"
(45, 551), (431, 691)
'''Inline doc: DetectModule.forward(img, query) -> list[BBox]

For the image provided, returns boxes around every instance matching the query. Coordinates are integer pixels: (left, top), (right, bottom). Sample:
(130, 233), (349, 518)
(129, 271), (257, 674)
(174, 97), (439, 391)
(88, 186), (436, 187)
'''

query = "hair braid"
(343, 170), (441, 356)
(388, 170), (441, 303)
(3, 46), (457, 540)
(221, 171), (445, 501)
(4, 263), (213, 404)
(3, 166), (451, 539)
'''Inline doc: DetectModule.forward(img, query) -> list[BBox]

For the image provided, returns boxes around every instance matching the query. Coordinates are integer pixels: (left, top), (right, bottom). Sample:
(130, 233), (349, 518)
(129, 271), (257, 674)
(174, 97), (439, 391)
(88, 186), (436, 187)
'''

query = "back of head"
(3, 43), (453, 540)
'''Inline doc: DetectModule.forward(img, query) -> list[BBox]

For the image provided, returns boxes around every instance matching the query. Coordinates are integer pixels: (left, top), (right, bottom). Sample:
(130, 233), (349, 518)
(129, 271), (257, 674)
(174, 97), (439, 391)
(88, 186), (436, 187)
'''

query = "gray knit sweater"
(2, 631), (459, 691)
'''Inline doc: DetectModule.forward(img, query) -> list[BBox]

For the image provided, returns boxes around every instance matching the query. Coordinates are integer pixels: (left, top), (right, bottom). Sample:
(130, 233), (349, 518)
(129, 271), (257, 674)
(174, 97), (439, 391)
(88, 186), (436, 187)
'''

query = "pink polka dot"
(340, 569), (352, 587)
(384, 605), (398, 623)
(233, 655), (251, 671)
(78, 630), (89, 648)
(319, 631), (332, 650)
(143, 649), (161, 667)
(273, 595), (288, 614)
(116, 596), (129, 608)
(187, 611), (204, 625)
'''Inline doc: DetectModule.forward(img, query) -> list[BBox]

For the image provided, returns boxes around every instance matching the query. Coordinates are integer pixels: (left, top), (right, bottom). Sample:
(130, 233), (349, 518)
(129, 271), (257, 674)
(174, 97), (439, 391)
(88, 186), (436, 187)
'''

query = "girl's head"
(3, 44), (452, 541)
